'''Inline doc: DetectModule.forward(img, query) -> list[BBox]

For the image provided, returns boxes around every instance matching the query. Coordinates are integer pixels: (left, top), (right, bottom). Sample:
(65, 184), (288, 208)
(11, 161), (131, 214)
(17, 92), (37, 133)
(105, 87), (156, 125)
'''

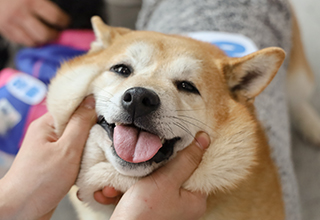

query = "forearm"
(0, 170), (43, 220)
(0, 176), (24, 220)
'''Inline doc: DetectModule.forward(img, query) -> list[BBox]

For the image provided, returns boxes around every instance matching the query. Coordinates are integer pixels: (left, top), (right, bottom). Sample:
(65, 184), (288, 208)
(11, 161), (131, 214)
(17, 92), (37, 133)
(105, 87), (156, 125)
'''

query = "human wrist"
(0, 176), (24, 219)
(0, 170), (39, 220)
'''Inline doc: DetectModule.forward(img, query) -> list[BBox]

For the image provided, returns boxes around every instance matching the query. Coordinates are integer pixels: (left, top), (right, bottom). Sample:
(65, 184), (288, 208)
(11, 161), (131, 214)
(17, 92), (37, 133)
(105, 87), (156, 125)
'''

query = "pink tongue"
(113, 125), (162, 163)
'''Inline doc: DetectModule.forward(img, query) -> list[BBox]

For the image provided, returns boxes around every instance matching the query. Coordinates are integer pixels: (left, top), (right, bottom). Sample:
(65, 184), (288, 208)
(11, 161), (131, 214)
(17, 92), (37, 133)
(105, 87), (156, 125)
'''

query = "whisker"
(175, 108), (206, 112)
(171, 116), (203, 129)
(95, 97), (120, 108)
(171, 115), (214, 132)
(164, 122), (175, 137)
(170, 115), (222, 139)
(173, 122), (195, 139)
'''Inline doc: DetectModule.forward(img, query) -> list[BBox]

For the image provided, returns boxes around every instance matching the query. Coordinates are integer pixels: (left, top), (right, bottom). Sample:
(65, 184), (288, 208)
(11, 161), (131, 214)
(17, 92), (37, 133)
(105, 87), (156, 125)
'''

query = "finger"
(58, 96), (96, 147)
(21, 13), (59, 44)
(94, 190), (120, 205)
(101, 186), (122, 198)
(32, 0), (70, 29)
(2, 24), (35, 46)
(28, 113), (53, 129)
(155, 132), (210, 186)
(24, 113), (58, 143)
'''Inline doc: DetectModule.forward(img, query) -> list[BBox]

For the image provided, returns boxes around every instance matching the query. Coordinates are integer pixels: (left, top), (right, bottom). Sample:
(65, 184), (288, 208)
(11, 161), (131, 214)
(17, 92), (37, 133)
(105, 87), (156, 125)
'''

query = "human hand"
(0, 0), (70, 46)
(108, 132), (210, 220)
(0, 96), (96, 220)
(93, 186), (123, 206)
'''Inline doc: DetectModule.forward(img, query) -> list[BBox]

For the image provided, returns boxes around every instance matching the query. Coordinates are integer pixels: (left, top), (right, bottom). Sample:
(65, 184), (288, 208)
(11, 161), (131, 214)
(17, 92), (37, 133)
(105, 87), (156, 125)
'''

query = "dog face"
(47, 17), (285, 182)
(80, 33), (226, 177)
(92, 37), (227, 176)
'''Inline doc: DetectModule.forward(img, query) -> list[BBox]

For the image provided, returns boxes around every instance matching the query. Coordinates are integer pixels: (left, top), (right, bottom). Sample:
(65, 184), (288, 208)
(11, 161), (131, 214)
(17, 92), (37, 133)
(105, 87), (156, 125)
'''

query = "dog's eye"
(110, 64), (132, 77)
(176, 81), (200, 95)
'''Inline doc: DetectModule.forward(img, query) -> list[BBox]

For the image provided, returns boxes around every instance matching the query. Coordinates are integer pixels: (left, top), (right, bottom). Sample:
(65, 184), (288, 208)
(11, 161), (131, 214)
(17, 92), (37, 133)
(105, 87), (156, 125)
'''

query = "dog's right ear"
(90, 16), (131, 52)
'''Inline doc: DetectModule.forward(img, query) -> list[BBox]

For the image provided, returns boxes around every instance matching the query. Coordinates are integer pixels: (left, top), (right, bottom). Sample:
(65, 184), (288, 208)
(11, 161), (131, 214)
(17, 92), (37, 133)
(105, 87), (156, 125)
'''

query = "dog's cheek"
(47, 65), (101, 135)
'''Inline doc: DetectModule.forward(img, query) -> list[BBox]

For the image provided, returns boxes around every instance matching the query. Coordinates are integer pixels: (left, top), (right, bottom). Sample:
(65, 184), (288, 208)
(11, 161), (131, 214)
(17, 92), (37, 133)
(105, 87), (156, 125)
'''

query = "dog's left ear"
(90, 16), (131, 52)
(222, 47), (285, 101)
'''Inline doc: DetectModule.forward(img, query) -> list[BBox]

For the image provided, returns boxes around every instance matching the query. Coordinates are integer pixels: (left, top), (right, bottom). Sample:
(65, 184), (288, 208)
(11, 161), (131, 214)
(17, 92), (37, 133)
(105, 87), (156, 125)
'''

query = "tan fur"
(47, 17), (286, 219)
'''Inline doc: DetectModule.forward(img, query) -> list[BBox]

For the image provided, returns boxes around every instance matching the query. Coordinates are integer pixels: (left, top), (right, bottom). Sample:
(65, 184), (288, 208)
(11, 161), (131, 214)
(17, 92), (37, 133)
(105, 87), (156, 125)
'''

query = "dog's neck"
(183, 100), (284, 219)
(204, 124), (284, 220)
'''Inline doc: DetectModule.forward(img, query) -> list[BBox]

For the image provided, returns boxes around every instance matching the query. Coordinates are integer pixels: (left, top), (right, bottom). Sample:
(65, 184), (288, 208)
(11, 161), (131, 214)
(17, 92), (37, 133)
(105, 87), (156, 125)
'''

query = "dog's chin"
(97, 116), (181, 177)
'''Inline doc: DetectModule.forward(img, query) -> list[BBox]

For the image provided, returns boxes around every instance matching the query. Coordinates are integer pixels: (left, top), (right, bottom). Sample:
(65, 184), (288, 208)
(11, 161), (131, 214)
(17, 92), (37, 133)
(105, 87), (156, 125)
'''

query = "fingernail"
(195, 132), (210, 150)
(81, 96), (95, 110)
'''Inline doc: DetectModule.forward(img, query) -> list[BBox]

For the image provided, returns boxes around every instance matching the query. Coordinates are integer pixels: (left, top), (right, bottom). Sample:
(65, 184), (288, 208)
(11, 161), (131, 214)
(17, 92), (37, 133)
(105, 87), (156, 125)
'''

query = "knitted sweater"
(136, 1), (301, 219)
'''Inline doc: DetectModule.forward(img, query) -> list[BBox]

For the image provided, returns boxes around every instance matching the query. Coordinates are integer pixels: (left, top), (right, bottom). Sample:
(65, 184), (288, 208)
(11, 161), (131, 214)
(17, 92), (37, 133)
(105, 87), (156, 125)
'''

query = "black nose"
(122, 87), (160, 120)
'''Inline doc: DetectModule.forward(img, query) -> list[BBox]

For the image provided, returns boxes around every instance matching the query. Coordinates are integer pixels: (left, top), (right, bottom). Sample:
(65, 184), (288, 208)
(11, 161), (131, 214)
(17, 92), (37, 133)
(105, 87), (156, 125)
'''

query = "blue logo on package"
(214, 41), (246, 57)
(6, 73), (47, 105)
(186, 32), (258, 57)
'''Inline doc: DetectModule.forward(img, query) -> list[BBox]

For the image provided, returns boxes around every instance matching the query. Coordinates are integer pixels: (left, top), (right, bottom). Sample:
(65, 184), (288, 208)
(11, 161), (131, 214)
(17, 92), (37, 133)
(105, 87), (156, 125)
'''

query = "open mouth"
(97, 116), (180, 164)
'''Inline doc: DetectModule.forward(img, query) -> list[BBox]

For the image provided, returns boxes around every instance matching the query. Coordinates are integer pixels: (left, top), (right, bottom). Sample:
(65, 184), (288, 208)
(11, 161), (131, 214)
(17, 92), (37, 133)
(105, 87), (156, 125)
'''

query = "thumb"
(156, 132), (210, 187)
(59, 96), (97, 147)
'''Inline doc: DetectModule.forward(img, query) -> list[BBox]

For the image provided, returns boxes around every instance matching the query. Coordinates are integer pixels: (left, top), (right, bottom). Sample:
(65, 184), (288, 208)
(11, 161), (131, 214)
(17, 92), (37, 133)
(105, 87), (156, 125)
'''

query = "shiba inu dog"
(46, 15), (293, 219)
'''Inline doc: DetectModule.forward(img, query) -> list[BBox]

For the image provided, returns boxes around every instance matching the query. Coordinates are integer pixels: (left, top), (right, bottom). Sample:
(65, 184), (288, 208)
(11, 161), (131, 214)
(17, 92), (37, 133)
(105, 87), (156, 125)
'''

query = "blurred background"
(290, 0), (320, 219)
